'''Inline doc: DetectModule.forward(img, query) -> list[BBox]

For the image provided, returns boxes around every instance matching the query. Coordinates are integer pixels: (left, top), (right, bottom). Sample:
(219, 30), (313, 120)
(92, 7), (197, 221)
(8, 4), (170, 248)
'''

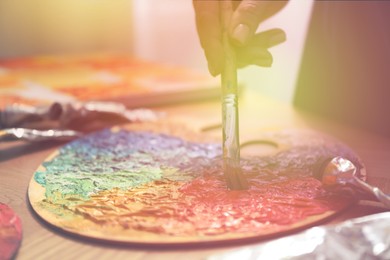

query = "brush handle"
(220, 1), (247, 190)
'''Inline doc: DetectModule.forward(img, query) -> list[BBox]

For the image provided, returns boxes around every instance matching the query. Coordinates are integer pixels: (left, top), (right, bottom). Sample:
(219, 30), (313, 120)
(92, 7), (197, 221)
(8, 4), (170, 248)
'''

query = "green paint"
(34, 129), (220, 206)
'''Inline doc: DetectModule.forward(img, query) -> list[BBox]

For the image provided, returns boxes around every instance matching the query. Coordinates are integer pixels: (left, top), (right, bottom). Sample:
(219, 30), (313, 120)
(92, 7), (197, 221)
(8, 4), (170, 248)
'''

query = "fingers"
(193, 0), (288, 76)
(193, 0), (224, 76)
(236, 29), (286, 68)
(248, 28), (286, 49)
(229, 0), (288, 46)
(236, 48), (272, 68)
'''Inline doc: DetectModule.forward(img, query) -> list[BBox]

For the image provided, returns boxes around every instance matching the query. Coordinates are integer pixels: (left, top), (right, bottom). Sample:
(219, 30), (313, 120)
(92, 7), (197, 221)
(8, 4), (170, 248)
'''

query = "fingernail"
(207, 52), (223, 76)
(232, 24), (250, 45)
(208, 63), (220, 77)
(208, 64), (217, 76)
(268, 31), (286, 47)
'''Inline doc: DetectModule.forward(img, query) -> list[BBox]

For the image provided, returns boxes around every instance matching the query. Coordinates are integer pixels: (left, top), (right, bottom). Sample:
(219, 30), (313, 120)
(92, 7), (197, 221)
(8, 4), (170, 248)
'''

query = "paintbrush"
(220, 1), (248, 190)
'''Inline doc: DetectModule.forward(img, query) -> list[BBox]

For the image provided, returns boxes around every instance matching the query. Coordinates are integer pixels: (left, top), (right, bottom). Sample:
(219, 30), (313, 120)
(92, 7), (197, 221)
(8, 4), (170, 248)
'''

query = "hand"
(193, 0), (288, 76)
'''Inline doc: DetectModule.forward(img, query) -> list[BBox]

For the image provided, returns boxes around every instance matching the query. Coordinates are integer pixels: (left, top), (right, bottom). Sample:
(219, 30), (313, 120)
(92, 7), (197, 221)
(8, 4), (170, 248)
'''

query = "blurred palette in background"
(0, 54), (219, 109)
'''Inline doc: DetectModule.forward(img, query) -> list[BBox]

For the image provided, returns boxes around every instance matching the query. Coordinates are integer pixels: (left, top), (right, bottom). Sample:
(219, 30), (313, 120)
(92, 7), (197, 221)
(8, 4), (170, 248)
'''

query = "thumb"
(229, 0), (288, 46)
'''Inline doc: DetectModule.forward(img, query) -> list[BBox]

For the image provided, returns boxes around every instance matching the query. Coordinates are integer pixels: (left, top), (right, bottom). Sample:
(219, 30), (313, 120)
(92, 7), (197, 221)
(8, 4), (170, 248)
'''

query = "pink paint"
(0, 203), (22, 260)
(176, 174), (348, 235)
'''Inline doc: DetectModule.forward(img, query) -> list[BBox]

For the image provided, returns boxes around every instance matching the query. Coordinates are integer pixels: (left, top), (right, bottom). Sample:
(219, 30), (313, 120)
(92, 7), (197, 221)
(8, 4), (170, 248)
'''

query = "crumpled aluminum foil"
(209, 212), (390, 260)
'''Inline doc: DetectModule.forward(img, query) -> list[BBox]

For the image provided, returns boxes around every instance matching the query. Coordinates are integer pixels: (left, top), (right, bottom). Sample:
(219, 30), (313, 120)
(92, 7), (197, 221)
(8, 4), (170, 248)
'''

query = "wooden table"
(1, 89), (389, 259)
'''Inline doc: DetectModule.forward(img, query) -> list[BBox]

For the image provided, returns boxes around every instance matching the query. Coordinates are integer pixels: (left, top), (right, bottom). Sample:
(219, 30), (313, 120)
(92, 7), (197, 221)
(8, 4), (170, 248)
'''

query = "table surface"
(1, 89), (389, 260)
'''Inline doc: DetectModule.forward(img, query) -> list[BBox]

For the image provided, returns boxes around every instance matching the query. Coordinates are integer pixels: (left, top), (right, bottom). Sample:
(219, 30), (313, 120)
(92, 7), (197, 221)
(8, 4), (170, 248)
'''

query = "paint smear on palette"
(28, 123), (360, 244)
(0, 203), (22, 260)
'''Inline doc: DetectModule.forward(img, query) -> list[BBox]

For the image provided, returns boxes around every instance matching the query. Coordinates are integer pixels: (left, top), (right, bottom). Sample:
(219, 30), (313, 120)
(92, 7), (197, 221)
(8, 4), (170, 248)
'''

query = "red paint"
(0, 203), (22, 260)
(174, 174), (348, 235)
(77, 173), (351, 237)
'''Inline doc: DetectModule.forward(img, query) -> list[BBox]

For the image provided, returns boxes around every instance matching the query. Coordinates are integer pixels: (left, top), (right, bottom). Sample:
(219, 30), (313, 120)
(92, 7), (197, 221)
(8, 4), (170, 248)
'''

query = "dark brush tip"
(225, 166), (249, 190)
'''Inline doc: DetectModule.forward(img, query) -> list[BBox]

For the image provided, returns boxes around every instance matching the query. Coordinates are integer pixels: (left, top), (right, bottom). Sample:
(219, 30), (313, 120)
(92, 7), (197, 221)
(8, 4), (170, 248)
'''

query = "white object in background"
(240, 0), (314, 103)
(132, 0), (208, 72)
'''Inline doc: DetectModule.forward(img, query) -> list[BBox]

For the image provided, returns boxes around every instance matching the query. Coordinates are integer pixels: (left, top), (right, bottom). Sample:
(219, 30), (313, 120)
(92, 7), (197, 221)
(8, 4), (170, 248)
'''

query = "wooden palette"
(28, 120), (364, 246)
